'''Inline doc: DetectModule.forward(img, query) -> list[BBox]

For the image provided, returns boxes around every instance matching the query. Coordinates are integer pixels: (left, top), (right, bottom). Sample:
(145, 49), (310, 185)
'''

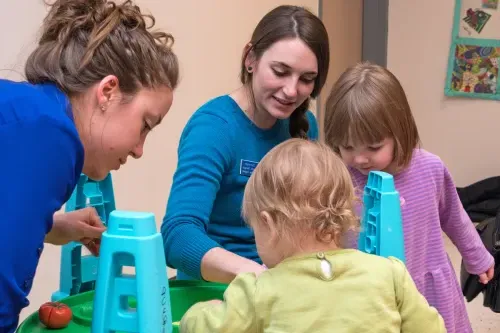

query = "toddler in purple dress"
(323, 62), (495, 333)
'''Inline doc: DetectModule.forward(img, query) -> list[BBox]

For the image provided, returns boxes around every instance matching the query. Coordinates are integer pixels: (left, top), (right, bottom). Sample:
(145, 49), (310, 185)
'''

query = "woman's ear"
(244, 43), (256, 72)
(96, 75), (121, 111)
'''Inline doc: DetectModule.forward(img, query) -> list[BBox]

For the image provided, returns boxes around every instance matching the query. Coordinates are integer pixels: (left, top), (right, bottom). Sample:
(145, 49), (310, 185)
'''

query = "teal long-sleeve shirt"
(161, 95), (318, 280)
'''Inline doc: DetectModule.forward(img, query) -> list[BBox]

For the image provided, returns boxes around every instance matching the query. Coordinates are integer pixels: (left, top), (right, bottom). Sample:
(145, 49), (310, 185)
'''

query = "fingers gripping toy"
(52, 174), (116, 301)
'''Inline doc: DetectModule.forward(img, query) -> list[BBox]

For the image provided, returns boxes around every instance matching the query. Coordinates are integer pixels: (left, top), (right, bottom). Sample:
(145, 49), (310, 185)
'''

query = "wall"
(317, 0), (363, 134)
(1, 0), (320, 323)
(387, 0), (500, 187)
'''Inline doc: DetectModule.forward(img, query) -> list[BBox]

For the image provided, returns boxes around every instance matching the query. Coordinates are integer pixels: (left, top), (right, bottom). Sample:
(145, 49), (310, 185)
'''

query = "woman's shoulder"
(0, 79), (83, 157)
(0, 79), (51, 106)
(305, 110), (317, 121)
(177, 95), (240, 149)
(0, 80), (74, 129)
(181, 95), (246, 140)
(0, 78), (37, 96)
(190, 95), (241, 122)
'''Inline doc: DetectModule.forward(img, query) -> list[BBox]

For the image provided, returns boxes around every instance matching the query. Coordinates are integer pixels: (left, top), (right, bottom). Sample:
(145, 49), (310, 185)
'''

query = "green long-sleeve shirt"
(180, 249), (446, 333)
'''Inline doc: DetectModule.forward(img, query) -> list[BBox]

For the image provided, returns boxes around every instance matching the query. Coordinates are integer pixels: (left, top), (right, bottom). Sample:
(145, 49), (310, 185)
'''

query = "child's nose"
(354, 155), (368, 165)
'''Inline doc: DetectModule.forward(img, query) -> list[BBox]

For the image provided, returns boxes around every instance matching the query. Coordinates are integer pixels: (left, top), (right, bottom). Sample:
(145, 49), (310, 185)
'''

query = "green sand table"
(18, 280), (227, 333)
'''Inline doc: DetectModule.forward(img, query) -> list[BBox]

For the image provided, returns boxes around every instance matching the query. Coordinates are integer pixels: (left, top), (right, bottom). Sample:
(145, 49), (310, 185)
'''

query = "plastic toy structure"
(92, 210), (171, 332)
(358, 171), (406, 263)
(18, 173), (227, 333)
(52, 174), (116, 301)
(17, 170), (405, 332)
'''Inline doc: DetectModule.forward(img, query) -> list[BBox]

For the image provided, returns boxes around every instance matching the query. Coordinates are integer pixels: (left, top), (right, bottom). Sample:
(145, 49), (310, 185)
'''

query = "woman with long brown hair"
(162, 5), (330, 283)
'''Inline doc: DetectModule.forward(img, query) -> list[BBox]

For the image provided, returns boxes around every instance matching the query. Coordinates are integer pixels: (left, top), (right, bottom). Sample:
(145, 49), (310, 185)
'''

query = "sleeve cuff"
(166, 225), (220, 280)
(464, 251), (495, 275)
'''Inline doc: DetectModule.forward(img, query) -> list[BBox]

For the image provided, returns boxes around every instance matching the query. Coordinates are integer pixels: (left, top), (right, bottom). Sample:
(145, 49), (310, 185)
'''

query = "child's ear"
(260, 211), (279, 242)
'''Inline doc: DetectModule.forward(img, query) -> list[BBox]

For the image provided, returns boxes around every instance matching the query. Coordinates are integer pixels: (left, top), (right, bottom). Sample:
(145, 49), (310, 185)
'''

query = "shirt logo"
(240, 159), (258, 177)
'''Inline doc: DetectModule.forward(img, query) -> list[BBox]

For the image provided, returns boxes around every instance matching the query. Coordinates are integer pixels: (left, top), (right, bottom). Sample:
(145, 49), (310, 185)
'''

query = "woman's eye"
(368, 146), (381, 151)
(300, 76), (316, 83)
(142, 121), (152, 133)
(272, 68), (286, 77)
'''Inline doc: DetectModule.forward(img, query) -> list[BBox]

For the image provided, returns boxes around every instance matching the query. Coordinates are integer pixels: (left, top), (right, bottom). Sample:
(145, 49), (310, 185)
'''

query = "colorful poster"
(450, 45), (499, 94)
(446, 1), (500, 100)
(482, 0), (499, 9)
(463, 8), (491, 33)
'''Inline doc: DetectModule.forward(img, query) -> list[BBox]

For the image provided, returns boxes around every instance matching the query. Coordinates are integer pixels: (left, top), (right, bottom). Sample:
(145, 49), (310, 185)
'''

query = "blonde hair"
(242, 138), (359, 247)
(323, 62), (420, 168)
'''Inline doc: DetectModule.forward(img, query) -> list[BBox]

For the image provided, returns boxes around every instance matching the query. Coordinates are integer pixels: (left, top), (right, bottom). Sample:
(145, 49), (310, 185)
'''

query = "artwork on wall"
(445, 0), (500, 100)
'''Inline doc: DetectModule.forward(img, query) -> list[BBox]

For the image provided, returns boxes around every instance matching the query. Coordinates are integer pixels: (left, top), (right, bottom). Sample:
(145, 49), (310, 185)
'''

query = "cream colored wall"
(1, 0), (319, 323)
(387, 0), (500, 187)
(317, 0), (363, 136)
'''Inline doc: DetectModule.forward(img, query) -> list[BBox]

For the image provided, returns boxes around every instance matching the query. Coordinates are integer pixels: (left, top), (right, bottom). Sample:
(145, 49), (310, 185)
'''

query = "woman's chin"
(83, 166), (110, 181)
(267, 107), (294, 120)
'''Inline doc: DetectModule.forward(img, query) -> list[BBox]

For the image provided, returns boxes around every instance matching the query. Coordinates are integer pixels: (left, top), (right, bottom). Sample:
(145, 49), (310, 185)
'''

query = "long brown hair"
(25, 0), (179, 98)
(240, 5), (329, 138)
(324, 62), (420, 168)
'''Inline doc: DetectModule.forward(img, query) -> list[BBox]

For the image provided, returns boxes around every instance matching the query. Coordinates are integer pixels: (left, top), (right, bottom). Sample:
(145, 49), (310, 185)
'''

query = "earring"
(247, 66), (253, 73)
(100, 104), (106, 111)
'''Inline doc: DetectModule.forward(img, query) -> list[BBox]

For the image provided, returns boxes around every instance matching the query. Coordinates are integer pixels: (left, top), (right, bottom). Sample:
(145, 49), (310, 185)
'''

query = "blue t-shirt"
(161, 95), (318, 280)
(0, 79), (84, 331)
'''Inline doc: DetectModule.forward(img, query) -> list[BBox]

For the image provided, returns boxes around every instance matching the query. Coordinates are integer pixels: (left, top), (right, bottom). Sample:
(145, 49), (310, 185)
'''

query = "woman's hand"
(45, 207), (106, 256)
(200, 247), (267, 284)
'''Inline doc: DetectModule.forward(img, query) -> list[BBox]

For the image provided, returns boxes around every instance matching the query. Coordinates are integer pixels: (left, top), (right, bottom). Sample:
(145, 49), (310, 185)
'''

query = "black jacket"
(457, 176), (500, 222)
(457, 176), (500, 312)
(459, 215), (500, 312)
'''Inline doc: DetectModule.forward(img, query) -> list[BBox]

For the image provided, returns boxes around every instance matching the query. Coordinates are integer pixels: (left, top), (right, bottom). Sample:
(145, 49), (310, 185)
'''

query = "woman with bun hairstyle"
(0, 1), (179, 331)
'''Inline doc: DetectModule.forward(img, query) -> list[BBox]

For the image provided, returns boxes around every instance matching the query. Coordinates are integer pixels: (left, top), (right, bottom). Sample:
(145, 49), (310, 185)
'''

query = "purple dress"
(349, 149), (494, 333)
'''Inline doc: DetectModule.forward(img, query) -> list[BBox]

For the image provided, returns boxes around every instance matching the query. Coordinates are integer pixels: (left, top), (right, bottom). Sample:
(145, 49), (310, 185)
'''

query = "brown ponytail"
(288, 99), (310, 139)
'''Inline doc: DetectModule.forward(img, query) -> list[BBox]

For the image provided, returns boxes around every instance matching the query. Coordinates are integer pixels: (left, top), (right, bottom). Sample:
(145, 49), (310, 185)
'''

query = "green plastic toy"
(17, 280), (227, 333)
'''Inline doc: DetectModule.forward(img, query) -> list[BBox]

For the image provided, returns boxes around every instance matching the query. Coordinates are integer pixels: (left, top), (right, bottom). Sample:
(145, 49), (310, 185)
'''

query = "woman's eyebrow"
(270, 61), (317, 75)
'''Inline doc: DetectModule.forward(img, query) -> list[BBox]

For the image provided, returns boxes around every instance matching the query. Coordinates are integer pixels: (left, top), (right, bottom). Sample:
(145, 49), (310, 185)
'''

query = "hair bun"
(27, 0), (179, 97)
(41, 0), (148, 43)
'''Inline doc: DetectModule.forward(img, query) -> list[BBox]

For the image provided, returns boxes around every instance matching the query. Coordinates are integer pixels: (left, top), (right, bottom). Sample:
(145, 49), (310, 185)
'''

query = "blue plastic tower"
(51, 173), (116, 301)
(358, 171), (406, 263)
(92, 210), (172, 333)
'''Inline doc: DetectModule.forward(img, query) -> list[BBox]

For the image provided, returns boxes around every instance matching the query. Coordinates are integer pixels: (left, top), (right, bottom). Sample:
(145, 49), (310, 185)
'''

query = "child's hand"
(478, 264), (495, 284)
(203, 299), (222, 305)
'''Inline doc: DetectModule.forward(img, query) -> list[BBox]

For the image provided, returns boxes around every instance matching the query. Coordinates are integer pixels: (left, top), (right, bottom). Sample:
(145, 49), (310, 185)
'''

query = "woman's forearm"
(200, 247), (265, 284)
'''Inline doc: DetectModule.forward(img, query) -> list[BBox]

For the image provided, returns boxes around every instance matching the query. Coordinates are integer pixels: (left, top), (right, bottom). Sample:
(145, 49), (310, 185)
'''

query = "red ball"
(39, 302), (72, 329)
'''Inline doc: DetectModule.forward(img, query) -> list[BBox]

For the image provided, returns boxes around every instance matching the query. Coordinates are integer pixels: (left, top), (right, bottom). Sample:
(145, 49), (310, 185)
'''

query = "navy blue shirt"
(0, 79), (84, 331)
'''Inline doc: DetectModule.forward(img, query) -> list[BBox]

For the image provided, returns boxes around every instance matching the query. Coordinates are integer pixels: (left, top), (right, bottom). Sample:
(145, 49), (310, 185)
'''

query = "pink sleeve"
(439, 166), (494, 275)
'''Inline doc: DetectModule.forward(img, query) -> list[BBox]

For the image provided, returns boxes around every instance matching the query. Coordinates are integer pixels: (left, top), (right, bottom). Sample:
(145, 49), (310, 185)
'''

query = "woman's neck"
(229, 86), (277, 129)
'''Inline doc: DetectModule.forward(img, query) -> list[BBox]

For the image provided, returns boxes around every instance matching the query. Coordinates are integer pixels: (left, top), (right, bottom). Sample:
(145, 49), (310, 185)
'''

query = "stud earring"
(100, 105), (106, 111)
(247, 66), (253, 72)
